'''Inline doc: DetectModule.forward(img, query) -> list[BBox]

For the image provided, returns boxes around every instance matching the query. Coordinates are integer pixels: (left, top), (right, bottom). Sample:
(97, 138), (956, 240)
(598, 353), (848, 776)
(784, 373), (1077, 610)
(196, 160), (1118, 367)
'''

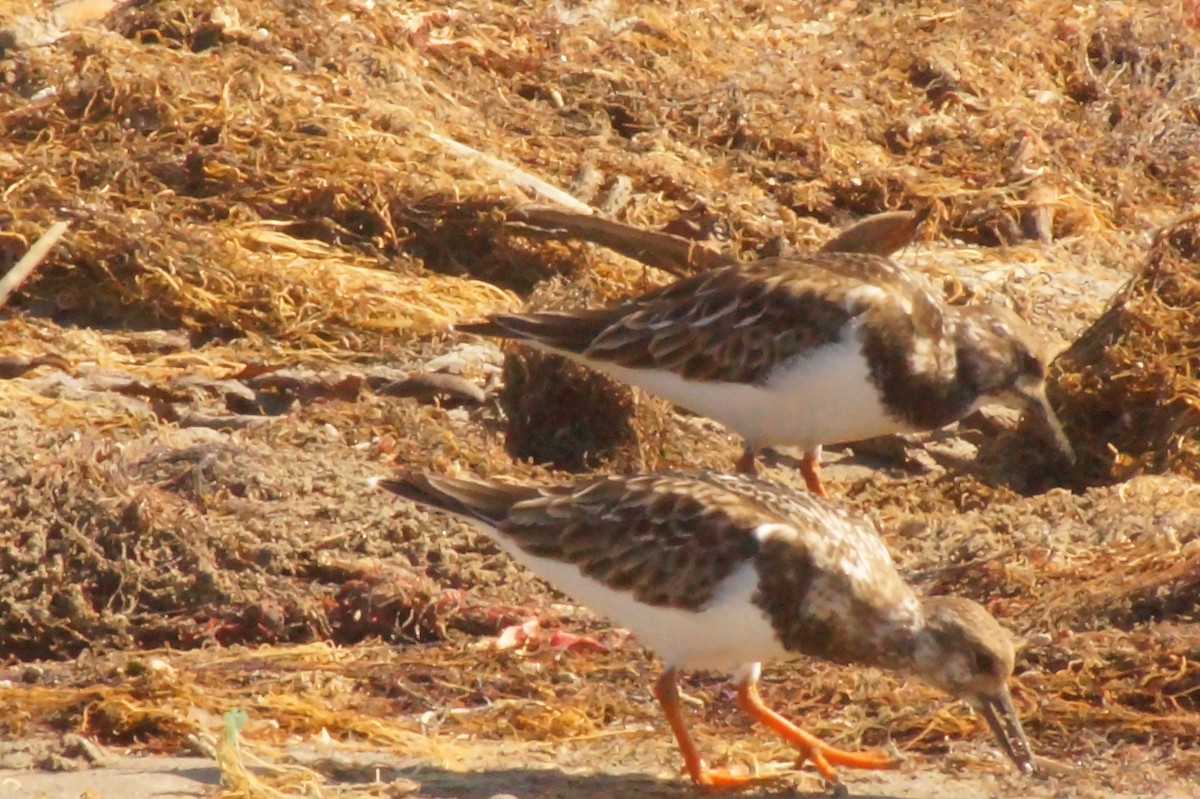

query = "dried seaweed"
(1, 0), (1200, 795)
(1051, 213), (1200, 485)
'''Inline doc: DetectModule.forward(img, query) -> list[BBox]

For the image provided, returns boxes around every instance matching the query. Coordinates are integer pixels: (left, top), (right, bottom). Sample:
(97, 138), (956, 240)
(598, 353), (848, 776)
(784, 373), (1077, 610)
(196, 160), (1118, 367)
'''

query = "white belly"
(476, 525), (790, 673)
(571, 330), (909, 450)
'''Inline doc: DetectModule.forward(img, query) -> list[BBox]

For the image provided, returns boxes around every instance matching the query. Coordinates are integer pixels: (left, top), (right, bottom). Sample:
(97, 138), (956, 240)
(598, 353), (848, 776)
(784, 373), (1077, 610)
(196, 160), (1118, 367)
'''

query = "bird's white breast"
(565, 323), (909, 449)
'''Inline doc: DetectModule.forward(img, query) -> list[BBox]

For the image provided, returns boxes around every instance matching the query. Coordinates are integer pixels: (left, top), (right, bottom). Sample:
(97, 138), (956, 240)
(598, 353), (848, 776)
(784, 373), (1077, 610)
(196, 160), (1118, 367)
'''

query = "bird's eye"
(973, 651), (996, 674)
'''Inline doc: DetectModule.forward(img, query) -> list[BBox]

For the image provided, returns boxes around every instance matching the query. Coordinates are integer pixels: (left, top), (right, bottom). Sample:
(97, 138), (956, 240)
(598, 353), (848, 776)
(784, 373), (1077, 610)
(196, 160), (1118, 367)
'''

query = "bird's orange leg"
(800, 447), (828, 497)
(654, 670), (765, 790)
(734, 447), (760, 476)
(735, 678), (897, 783)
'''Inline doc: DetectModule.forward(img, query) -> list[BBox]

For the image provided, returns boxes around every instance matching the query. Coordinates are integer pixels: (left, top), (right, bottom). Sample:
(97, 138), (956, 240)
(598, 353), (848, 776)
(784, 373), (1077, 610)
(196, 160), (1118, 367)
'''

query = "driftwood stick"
(507, 205), (735, 276)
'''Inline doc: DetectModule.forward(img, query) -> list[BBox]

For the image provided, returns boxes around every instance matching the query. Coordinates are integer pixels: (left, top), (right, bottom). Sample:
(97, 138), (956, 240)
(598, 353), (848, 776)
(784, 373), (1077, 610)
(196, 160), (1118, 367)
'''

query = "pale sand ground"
(3, 742), (1199, 799)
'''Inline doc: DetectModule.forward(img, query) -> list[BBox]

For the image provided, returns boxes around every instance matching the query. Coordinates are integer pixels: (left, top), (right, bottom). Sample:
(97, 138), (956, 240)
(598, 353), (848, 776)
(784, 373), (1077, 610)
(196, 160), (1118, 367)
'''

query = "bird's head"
(955, 304), (1074, 465)
(912, 595), (1035, 775)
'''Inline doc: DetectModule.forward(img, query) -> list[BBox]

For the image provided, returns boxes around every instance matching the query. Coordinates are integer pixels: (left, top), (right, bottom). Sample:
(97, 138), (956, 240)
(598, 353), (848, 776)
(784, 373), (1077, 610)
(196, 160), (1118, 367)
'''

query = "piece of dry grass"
(0, 221), (68, 307)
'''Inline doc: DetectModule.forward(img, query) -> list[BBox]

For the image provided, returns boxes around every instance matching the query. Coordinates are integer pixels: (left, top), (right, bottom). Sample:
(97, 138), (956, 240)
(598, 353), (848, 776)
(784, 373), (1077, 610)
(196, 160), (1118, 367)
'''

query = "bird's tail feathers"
(455, 310), (614, 353)
(374, 471), (536, 526)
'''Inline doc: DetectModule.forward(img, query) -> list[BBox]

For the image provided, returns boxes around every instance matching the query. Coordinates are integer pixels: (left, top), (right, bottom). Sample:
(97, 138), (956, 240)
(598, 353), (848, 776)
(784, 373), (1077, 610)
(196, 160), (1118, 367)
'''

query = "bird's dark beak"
(977, 686), (1035, 775)
(1019, 383), (1075, 465)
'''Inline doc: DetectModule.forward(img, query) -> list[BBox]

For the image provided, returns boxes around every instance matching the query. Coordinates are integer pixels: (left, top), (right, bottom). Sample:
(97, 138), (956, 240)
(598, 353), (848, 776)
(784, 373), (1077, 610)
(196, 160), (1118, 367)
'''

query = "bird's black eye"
(974, 651), (996, 674)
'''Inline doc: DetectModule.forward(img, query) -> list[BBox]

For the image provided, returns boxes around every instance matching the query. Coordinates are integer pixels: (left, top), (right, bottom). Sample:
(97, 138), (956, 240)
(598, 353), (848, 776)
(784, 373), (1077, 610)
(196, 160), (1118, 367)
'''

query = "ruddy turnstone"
(457, 252), (1074, 495)
(376, 470), (1035, 787)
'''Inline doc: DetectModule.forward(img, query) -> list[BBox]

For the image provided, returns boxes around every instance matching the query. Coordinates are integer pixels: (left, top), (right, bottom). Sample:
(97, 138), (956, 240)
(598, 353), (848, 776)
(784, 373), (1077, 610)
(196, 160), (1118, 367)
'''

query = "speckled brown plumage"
(504, 473), (764, 609)
(377, 469), (1037, 786)
(460, 252), (943, 386)
(457, 251), (1074, 482)
(380, 470), (922, 647)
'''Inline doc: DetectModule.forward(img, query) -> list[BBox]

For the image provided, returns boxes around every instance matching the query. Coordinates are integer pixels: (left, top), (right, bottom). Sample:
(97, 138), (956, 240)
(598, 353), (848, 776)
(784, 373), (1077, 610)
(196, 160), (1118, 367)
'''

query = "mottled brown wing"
(458, 252), (939, 386)
(498, 473), (774, 610)
(382, 470), (923, 659)
(584, 252), (931, 384)
(380, 472), (769, 611)
(797, 250), (932, 292)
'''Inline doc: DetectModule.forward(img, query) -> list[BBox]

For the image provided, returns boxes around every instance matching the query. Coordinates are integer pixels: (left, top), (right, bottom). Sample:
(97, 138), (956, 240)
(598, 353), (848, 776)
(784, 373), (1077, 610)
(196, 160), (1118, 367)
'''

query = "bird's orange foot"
(792, 741), (898, 783)
(692, 766), (774, 791)
(735, 677), (895, 784)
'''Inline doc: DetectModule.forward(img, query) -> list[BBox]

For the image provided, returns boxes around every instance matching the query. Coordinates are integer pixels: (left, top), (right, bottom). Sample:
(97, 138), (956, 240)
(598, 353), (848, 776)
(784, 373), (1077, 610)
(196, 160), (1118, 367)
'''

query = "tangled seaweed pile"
(1052, 213), (1200, 485)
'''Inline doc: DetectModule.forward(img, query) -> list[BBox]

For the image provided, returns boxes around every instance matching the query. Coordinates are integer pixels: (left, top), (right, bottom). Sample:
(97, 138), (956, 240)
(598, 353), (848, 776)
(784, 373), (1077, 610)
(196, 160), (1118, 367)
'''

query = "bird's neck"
(858, 319), (979, 430)
(871, 621), (925, 672)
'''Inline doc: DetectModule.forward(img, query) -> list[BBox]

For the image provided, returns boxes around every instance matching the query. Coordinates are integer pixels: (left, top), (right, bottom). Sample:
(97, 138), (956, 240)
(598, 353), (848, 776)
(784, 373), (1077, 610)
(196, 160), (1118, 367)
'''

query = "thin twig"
(0, 221), (69, 308)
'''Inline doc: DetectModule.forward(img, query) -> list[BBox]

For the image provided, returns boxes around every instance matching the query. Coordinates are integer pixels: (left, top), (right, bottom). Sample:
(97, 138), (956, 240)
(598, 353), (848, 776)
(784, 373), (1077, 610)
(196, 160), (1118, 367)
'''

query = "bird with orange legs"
(377, 470), (1035, 787)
